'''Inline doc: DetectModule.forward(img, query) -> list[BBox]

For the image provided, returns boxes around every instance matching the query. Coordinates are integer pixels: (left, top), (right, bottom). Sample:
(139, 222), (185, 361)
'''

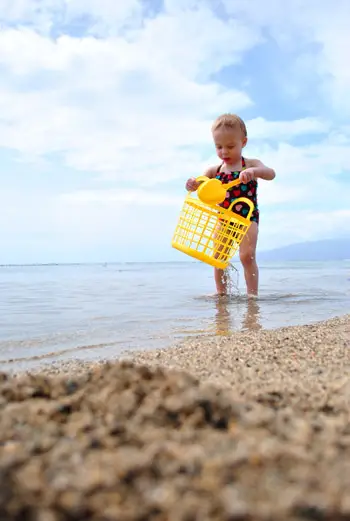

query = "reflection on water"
(214, 296), (262, 336)
(1, 260), (349, 371)
(242, 299), (262, 332)
(214, 296), (231, 336)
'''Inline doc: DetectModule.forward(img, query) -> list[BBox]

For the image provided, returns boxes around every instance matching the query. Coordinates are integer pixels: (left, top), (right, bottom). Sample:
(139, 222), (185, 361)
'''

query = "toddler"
(186, 114), (276, 296)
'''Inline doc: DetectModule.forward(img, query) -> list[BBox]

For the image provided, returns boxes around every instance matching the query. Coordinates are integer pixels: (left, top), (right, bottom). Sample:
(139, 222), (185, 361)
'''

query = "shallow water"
(1, 260), (349, 371)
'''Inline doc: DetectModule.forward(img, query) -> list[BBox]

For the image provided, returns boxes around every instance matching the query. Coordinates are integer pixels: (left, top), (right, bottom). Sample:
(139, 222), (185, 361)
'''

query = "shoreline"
(1, 314), (349, 519)
(15, 312), (349, 380)
(128, 313), (350, 403)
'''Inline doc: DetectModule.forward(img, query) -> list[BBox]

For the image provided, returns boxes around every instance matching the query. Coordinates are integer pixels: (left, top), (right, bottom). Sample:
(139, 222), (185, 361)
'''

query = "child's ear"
(242, 137), (248, 148)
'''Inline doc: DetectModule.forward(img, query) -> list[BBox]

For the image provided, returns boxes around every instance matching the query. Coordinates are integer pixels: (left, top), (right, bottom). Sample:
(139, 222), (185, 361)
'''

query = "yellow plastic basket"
(172, 193), (254, 270)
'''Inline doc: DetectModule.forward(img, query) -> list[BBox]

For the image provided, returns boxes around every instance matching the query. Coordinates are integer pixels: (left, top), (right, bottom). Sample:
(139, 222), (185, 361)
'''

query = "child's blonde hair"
(212, 113), (247, 137)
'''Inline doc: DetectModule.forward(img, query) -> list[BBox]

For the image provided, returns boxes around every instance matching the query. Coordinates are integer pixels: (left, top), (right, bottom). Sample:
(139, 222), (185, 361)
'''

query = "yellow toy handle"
(195, 175), (241, 190)
(195, 175), (210, 184)
(223, 178), (241, 189)
(228, 197), (255, 220)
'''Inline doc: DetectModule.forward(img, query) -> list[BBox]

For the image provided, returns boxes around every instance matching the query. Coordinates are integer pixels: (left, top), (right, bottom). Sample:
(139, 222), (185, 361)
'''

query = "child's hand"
(185, 177), (200, 191)
(239, 168), (256, 184)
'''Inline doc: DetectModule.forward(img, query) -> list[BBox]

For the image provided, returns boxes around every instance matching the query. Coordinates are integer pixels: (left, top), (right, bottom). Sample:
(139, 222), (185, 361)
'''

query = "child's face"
(213, 128), (247, 165)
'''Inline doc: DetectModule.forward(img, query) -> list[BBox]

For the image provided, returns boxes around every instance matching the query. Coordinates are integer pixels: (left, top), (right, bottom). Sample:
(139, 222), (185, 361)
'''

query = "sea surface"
(1, 261), (349, 372)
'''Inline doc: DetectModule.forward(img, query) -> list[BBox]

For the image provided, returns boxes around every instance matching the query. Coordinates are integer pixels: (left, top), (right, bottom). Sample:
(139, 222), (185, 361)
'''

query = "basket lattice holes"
(172, 196), (253, 270)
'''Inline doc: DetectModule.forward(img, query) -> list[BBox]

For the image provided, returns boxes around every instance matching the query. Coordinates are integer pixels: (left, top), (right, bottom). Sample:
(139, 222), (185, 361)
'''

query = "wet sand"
(1, 314), (349, 520)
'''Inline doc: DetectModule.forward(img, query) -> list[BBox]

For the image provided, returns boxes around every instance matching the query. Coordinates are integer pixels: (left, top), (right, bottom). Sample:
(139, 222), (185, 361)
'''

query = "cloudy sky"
(1, 0), (349, 263)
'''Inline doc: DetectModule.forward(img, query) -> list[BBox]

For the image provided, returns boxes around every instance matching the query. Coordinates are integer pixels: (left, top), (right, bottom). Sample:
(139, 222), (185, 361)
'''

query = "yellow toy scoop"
(195, 176), (241, 205)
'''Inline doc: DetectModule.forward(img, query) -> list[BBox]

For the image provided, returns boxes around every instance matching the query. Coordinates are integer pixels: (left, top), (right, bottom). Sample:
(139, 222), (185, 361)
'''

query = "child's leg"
(214, 266), (226, 294)
(239, 221), (259, 296)
(213, 221), (231, 295)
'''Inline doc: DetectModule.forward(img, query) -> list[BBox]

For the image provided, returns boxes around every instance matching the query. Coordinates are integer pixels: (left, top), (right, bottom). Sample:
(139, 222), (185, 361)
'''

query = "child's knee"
(239, 248), (256, 266)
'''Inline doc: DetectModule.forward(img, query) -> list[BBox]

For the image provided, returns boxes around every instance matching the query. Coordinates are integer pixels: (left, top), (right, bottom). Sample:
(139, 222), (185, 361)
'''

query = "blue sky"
(1, 0), (349, 263)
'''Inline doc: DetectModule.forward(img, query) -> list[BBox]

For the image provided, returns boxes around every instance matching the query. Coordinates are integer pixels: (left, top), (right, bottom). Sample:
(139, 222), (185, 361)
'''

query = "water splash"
(222, 263), (241, 297)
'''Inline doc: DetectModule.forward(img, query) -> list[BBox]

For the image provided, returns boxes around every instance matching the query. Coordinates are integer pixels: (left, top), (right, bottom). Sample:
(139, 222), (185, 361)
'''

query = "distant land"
(258, 238), (350, 262)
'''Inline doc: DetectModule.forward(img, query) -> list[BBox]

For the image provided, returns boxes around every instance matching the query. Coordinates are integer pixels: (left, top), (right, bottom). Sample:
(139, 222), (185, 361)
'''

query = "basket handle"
(228, 197), (255, 220)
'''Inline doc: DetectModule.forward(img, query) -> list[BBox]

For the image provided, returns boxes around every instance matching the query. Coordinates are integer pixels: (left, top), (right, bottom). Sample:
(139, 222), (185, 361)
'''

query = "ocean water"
(1, 261), (349, 372)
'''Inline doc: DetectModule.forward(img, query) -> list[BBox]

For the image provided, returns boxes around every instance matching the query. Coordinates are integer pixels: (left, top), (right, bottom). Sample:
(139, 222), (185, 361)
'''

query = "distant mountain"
(258, 238), (350, 262)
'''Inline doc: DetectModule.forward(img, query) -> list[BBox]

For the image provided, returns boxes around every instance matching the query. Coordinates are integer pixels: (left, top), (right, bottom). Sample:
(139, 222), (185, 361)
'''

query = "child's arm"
(185, 165), (219, 191)
(251, 159), (276, 180)
(241, 158), (276, 183)
(203, 165), (219, 179)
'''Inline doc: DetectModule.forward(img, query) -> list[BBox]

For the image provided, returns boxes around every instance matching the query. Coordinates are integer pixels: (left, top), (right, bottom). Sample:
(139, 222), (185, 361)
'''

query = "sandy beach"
(1, 314), (349, 520)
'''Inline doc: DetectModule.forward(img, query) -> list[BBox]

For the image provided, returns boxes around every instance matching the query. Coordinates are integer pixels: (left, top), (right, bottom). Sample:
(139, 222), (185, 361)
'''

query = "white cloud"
(60, 188), (182, 206)
(251, 135), (350, 185)
(0, 0), (49, 28)
(0, 0), (144, 34)
(247, 117), (329, 140)
(0, 0), (349, 261)
(65, 0), (143, 34)
(222, 0), (350, 115)
(0, 13), (255, 179)
(259, 209), (350, 251)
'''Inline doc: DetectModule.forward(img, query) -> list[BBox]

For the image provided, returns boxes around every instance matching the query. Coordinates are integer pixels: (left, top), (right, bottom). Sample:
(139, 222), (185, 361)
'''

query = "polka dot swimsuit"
(216, 157), (259, 224)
